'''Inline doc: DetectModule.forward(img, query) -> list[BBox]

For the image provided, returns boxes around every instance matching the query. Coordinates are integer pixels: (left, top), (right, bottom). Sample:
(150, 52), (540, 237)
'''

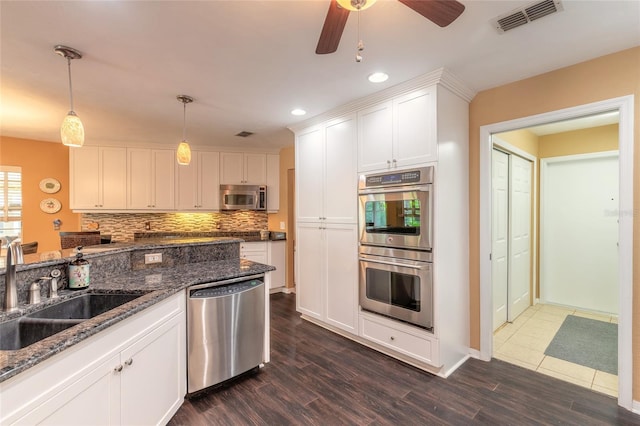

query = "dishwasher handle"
(187, 273), (265, 292)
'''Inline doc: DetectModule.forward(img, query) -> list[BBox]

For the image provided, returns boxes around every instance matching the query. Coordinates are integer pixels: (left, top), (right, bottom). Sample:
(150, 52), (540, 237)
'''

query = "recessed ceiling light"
(368, 72), (389, 83)
(291, 108), (306, 116)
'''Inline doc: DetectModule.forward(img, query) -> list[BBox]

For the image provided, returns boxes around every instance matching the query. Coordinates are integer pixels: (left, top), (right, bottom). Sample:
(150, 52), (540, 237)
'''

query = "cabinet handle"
(392, 159), (397, 167)
(114, 365), (123, 373)
(125, 358), (133, 366)
(387, 160), (391, 166)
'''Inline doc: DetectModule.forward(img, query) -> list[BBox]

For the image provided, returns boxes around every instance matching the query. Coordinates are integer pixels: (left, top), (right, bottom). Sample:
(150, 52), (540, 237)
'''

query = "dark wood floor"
(169, 293), (640, 425)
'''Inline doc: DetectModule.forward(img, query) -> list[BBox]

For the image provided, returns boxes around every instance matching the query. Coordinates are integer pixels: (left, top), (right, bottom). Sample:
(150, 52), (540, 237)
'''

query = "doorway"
(479, 96), (634, 409)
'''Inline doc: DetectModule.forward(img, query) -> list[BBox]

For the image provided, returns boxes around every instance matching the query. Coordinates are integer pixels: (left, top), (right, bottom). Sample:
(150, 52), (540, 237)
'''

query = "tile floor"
(493, 303), (619, 397)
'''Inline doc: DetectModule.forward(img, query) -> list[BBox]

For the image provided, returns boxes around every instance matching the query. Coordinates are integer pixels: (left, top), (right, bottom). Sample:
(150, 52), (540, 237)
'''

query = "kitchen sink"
(0, 293), (144, 350)
(27, 293), (143, 320)
(0, 317), (82, 350)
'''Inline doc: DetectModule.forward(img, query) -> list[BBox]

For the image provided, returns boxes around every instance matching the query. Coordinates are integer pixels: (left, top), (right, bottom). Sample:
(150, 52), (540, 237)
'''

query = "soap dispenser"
(68, 247), (90, 289)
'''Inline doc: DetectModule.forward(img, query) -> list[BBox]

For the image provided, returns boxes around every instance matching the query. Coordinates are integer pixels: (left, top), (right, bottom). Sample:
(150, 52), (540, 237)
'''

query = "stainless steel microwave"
(220, 185), (267, 210)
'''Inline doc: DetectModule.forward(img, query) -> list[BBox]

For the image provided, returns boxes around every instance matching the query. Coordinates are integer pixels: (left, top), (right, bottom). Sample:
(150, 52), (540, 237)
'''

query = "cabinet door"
(296, 126), (324, 222)
(128, 148), (153, 209)
(152, 149), (175, 209)
(220, 152), (245, 184)
(357, 101), (393, 172)
(267, 240), (286, 289)
(100, 147), (128, 209)
(15, 354), (120, 426)
(244, 153), (267, 184)
(324, 115), (357, 224)
(70, 146), (101, 209)
(175, 154), (199, 210)
(120, 314), (185, 426)
(324, 224), (359, 334)
(296, 223), (324, 320)
(241, 241), (268, 263)
(266, 153), (280, 212)
(198, 151), (220, 210)
(393, 88), (437, 166)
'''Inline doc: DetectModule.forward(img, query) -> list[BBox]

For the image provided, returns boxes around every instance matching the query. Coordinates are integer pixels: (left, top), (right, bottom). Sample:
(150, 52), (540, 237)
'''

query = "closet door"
(508, 155), (532, 321)
(492, 149), (509, 331)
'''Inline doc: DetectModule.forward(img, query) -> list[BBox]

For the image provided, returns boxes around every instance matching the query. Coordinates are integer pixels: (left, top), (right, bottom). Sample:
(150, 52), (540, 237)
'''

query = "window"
(0, 166), (22, 242)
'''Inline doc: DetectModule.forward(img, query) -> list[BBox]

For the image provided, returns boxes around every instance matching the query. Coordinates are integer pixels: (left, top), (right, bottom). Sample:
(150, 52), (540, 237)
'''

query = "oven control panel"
(359, 166), (433, 189)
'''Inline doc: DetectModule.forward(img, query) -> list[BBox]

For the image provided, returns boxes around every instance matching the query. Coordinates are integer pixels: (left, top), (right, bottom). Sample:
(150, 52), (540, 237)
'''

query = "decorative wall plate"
(39, 178), (61, 194)
(40, 198), (62, 214)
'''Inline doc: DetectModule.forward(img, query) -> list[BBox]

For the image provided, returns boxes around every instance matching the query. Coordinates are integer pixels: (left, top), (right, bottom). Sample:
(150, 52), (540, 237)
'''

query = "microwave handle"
(359, 255), (429, 270)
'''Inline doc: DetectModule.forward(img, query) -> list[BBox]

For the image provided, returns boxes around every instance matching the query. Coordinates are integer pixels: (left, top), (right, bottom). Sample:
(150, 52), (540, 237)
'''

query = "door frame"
(478, 95), (634, 409)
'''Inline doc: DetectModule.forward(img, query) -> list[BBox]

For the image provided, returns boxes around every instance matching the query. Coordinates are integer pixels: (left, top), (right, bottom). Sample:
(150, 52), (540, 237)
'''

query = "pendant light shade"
(55, 45), (84, 147)
(60, 111), (85, 147)
(176, 141), (191, 165)
(176, 95), (194, 166)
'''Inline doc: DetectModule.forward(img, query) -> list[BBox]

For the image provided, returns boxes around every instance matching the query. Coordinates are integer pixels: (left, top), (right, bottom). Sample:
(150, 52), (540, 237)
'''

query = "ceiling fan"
(316, 0), (466, 55)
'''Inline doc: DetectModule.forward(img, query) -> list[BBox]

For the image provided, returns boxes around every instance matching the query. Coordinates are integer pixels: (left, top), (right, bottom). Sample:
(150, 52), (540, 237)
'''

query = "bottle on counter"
(68, 247), (90, 289)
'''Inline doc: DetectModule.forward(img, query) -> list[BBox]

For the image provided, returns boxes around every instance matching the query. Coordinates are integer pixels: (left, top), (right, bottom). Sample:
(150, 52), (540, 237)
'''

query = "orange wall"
(0, 136), (81, 252)
(268, 144), (295, 288)
(469, 47), (640, 398)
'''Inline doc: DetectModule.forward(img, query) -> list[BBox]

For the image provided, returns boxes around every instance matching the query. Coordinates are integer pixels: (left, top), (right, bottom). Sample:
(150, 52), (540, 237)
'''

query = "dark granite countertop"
(0, 250), (274, 383)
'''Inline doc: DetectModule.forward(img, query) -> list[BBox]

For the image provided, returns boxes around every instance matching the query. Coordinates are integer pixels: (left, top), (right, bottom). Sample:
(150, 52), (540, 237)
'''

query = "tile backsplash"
(82, 211), (268, 242)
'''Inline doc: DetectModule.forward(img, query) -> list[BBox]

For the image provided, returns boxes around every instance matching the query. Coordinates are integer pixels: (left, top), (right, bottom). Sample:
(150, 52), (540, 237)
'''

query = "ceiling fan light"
(176, 141), (192, 165)
(337, 0), (376, 11)
(61, 111), (84, 147)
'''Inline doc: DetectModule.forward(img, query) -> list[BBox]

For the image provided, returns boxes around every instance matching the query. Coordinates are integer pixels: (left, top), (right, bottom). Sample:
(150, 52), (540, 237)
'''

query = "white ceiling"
(1, 0), (638, 151)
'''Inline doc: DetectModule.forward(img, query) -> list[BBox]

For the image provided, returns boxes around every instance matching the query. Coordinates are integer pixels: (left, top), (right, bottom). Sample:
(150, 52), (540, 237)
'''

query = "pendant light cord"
(67, 57), (75, 112)
(182, 101), (187, 141)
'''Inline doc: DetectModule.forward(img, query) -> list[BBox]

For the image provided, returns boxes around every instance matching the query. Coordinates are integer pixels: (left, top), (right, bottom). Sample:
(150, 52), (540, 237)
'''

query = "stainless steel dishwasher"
(187, 274), (265, 394)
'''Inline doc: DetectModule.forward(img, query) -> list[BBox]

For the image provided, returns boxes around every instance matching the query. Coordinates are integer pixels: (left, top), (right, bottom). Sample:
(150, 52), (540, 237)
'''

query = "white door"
(324, 224), (358, 334)
(492, 149), (509, 331)
(541, 153), (619, 313)
(296, 126), (324, 222)
(324, 114), (357, 224)
(508, 155), (532, 320)
(295, 223), (324, 320)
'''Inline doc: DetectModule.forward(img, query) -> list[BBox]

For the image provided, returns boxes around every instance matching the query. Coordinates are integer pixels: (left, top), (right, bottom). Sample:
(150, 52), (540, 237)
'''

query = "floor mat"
(544, 314), (617, 375)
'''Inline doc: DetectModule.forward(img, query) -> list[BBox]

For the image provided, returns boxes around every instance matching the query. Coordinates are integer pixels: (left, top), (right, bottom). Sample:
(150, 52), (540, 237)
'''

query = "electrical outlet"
(280, 221), (285, 230)
(144, 253), (162, 264)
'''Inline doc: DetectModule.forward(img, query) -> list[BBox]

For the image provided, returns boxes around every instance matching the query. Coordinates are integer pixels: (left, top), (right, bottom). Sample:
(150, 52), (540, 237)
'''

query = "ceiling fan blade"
(316, 0), (350, 54)
(398, 0), (465, 27)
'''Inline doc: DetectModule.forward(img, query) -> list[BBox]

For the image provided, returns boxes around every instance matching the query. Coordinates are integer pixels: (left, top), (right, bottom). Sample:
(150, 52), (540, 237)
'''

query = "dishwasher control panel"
(190, 279), (263, 298)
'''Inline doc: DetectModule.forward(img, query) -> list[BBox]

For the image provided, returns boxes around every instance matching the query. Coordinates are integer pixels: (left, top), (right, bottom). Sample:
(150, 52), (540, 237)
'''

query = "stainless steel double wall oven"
(358, 166), (434, 329)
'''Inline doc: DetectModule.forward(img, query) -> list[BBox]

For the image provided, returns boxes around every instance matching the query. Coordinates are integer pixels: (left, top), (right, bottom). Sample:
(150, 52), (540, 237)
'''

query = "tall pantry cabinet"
(295, 114), (359, 334)
(291, 68), (474, 377)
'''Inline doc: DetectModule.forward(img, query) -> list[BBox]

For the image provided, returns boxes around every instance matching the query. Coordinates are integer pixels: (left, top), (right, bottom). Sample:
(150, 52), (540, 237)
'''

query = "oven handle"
(358, 184), (431, 195)
(359, 255), (430, 270)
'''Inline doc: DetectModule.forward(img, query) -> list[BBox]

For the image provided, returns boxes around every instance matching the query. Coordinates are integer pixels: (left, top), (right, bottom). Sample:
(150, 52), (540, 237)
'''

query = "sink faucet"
(4, 238), (24, 312)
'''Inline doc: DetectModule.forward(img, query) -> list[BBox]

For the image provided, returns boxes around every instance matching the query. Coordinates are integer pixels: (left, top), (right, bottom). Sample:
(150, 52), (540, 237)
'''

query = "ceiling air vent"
(235, 131), (254, 138)
(491, 0), (564, 34)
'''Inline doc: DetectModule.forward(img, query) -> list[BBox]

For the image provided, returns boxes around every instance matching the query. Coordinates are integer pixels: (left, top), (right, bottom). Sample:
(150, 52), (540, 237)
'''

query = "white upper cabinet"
(296, 114), (357, 224)
(393, 88), (437, 168)
(358, 87), (437, 172)
(266, 153), (280, 212)
(357, 101), (393, 172)
(220, 152), (266, 185)
(127, 148), (175, 210)
(70, 146), (127, 210)
(175, 151), (220, 211)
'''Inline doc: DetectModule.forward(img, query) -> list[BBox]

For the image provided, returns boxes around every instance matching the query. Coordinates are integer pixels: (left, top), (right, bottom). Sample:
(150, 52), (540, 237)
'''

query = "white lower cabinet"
(0, 293), (186, 426)
(240, 241), (268, 264)
(296, 223), (358, 335)
(267, 240), (286, 289)
(359, 311), (439, 366)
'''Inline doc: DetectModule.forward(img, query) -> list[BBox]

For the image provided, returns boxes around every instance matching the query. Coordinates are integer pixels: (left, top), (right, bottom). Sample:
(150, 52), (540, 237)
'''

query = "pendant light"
(54, 45), (84, 147)
(176, 95), (193, 165)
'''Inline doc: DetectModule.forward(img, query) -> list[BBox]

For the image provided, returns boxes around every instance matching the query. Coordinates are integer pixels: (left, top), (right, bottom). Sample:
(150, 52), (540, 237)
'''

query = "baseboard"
(468, 348), (482, 360)
(632, 400), (640, 415)
(282, 287), (296, 294)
